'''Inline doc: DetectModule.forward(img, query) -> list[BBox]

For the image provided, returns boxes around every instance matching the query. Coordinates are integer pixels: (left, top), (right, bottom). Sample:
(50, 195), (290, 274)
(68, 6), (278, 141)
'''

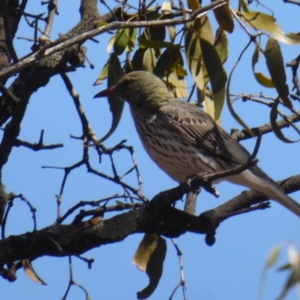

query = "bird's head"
(94, 71), (172, 111)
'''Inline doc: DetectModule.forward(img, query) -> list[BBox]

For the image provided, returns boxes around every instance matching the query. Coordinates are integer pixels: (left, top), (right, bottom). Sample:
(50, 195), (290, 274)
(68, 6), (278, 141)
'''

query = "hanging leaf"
(93, 62), (109, 86)
(145, 11), (166, 41)
(265, 38), (292, 108)
(161, 2), (175, 42)
(126, 28), (137, 52)
(96, 21), (108, 28)
(215, 28), (228, 64)
(187, 0), (200, 11)
(23, 259), (47, 285)
(168, 70), (188, 98)
(98, 53), (124, 142)
(133, 234), (167, 299)
(155, 45), (181, 77)
(132, 48), (157, 73)
(265, 245), (282, 268)
(114, 28), (136, 55)
(200, 38), (227, 95)
(107, 36), (115, 53)
(239, 0), (249, 13)
(240, 10), (300, 44)
(251, 46), (274, 88)
(185, 29), (204, 93)
(277, 270), (300, 300)
(203, 87), (215, 121)
(211, 0), (234, 33)
(114, 29), (127, 55)
(138, 37), (174, 49)
(200, 37), (227, 123)
(196, 15), (214, 44)
(124, 57), (134, 73)
(161, 1), (172, 14)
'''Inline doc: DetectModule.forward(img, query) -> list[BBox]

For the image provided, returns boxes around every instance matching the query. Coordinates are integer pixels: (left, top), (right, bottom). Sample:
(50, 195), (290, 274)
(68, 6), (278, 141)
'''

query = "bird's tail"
(228, 169), (300, 218)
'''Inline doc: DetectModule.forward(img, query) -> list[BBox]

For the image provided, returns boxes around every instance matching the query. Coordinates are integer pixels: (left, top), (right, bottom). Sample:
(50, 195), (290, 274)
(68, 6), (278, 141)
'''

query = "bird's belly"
(138, 129), (222, 183)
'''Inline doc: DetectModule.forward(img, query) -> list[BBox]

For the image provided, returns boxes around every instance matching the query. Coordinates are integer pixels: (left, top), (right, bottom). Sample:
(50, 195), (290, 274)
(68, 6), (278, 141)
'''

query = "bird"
(94, 71), (300, 218)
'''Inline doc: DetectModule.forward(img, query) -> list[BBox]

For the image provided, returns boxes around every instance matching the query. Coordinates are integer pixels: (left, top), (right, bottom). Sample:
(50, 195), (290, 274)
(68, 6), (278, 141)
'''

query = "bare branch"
(230, 110), (300, 141)
(0, 174), (299, 267)
(0, 0), (227, 80)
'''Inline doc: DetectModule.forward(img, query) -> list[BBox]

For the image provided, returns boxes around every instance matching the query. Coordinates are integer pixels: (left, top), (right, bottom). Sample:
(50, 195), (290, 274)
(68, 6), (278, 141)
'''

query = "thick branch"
(0, 174), (299, 266)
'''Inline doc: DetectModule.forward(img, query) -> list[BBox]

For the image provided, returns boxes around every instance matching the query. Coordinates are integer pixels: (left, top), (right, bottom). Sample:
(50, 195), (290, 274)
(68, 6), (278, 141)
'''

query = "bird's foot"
(184, 173), (220, 198)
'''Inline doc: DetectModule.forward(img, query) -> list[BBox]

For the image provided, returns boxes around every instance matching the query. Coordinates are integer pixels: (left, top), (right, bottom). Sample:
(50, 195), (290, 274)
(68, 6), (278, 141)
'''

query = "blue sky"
(2, 1), (300, 299)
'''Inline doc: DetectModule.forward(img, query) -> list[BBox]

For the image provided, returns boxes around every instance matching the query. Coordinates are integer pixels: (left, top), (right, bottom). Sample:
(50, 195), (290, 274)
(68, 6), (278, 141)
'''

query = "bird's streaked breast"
(132, 110), (223, 183)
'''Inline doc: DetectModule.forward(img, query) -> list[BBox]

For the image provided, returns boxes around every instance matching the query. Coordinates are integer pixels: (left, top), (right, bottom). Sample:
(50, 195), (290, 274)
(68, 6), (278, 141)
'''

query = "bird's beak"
(94, 85), (117, 98)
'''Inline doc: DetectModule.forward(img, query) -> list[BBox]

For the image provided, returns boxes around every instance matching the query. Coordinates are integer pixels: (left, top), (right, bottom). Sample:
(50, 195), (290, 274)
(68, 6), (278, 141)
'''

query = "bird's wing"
(158, 100), (256, 169)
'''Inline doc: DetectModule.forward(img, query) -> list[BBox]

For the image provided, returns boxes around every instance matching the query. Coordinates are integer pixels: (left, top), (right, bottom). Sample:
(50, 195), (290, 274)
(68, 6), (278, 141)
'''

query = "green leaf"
(93, 63), (109, 86)
(284, 32), (300, 44)
(212, 86), (225, 125)
(138, 37), (174, 49)
(211, 0), (234, 33)
(168, 70), (188, 98)
(100, 53), (124, 142)
(126, 28), (137, 52)
(161, 2), (176, 42)
(196, 14), (214, 44)
(277, 263), (292, 271)
(215, 29), (228, 64)
(114, 28), (136, 55)
(287, 245), (300, 269)
(265, 245), (281, 268)
(200, 38), (227, 123)
(133, 234), (167, 300)
(187, 0), (200, 11)
(155, 45), (182, 77)
(161, 1), (172, 14)
(23, 259), (47, 285)
(251, 46), (274, 88)
(203, 87), (215, 120)
(265, 38), (292, 108)
(167, 25), (176, 43)
(185, 29), (204, 92)
(276, 269), (300, 300)
(96, 21), (108, 28)
(168, 70), (186, 89)
(200, 38), (227, 94)
(145, 12), (166, 41)
(132, 48), (157, 72)
(239, 0), (249, 13)
(114, 29), (127, 55)
(240, 11), (300, 44)
(107, 36), (115, 53)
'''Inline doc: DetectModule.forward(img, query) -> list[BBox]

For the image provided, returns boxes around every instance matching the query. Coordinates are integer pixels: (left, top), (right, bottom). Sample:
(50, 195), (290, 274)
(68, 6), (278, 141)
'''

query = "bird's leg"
(183, 174), (219, 215)
(196, 159), (259, 185)
(183, 177), (201, 215)
(184, 157), (259, 200)
(184, 191), (200, 215)
(185, 173), (220, 199)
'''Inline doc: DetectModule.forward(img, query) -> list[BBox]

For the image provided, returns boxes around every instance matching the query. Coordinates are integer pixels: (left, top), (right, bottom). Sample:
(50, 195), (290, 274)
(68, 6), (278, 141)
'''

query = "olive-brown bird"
(95, 71), (300, 217)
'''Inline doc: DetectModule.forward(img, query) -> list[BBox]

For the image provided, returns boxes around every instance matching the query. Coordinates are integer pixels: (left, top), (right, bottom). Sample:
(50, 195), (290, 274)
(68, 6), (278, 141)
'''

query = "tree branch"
(0, 0), (227, 81)
(0, 174), (299, 270)
(230, 110), (300, 141)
